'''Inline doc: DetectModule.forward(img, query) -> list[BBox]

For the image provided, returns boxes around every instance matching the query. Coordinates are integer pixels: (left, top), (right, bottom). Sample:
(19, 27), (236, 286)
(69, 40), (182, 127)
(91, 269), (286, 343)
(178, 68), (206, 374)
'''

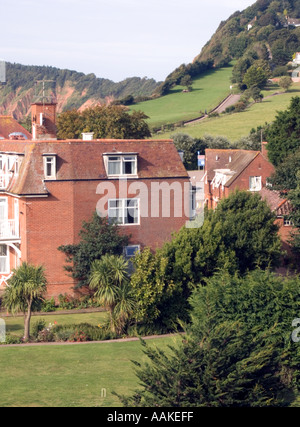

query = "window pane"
(109, 200), (122, 208)
(0, 245), (7, 256)
(123, 156), (136, 175)
(124, 199), (138, 224)
(125, 245), (140, 257)
(108, 199), (123, 224)
(108, 157), (121, 175)
(0, 244), (7, 272)
(45, 157), (55, 177)
(46, 162), (52, 176)
(0, 257), (6, 272)
(249, 176), (261, 191)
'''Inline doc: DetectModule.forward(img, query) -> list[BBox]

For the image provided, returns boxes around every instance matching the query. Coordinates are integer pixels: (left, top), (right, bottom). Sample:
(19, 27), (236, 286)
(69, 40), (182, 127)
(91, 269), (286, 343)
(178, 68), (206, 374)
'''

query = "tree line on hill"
(1, 62), (160, 117)
(154, 0), (300, 98)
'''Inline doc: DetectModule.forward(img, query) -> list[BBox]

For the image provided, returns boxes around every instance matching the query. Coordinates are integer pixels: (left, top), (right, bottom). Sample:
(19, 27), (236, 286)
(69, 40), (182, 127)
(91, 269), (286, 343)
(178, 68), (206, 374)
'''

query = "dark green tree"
(57, 105), (151, 140)
(269, 148), (300, 191)
(162, 190), (281, 285)
(180, 74), (193, 91)
(118, 270), (299, 407)
(58, 211), (129, 288)
(243, 64), (269, 89)
(266, 96), (300, 166)
(130, 191), (282, 329)
(279, 76), (293, 92)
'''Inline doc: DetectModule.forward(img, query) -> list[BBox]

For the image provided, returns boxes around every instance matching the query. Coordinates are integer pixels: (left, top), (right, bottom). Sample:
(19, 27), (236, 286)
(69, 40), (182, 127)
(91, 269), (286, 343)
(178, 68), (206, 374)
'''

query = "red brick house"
(259, 187), (294, 256)
(204, 144), (275, 209)
(0, 103), (190, 298)
(203, 143), (294, 254)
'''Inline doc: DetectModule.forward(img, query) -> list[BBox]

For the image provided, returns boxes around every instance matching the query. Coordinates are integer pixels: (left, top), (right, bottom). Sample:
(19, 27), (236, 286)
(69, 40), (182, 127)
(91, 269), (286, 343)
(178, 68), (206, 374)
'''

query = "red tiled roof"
(0, 139), (188, 195)
(259, 187), (292, 216)
(0, 116), (32, 140)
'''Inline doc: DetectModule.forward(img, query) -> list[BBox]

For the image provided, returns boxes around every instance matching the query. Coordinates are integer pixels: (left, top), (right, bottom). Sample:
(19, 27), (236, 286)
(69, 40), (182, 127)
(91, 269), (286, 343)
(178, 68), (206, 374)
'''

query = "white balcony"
(0, 220), (20, 240)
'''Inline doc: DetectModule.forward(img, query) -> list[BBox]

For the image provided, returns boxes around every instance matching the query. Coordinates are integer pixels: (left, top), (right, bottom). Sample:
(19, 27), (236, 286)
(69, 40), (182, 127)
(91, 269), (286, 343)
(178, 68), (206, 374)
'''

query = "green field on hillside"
(154, 83), (300, 142)
(131, 65), (234, 129)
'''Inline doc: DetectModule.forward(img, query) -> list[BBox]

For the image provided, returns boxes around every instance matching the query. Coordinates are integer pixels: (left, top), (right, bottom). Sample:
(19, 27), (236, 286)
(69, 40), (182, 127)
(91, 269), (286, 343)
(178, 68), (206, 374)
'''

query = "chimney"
(82, 132), (94, 140)
(31, 102), (57, 140)
(261, 141), (268, 158)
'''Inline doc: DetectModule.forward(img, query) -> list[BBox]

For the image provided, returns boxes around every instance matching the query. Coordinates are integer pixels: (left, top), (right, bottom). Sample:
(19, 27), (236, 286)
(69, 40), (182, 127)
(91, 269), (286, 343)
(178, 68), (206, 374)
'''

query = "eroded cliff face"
(0, 84), (103, 120)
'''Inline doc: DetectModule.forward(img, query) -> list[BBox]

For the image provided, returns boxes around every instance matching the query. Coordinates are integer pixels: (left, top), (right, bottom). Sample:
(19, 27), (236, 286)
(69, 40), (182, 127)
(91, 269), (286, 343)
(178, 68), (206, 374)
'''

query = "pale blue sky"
(2, 0), (254, 82)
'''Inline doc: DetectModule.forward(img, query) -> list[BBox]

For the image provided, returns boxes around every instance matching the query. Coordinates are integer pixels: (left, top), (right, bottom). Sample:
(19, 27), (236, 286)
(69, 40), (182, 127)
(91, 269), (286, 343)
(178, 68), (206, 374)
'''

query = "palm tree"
(89, 254), (135, 334)
(113, 283), (136, 335)
(3, 262), (47, 341)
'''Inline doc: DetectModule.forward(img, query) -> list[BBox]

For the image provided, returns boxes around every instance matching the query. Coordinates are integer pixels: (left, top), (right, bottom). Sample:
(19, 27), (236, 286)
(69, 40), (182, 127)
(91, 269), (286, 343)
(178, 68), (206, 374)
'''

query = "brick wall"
(20, 177), (189, 298)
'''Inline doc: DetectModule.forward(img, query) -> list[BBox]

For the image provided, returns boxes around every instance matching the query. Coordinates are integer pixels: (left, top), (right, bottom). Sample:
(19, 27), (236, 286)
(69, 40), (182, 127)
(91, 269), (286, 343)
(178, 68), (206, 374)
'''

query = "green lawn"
(0, 335), (181, 407)
(3, 311), (108, 337)
(154, 83), (300, 142)
(131, 65), (234, 129)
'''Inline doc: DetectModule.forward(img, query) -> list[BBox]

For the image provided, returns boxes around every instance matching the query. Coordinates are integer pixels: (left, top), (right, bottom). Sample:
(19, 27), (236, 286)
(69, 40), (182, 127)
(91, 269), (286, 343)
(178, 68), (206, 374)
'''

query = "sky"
(1, 0), (255, 82)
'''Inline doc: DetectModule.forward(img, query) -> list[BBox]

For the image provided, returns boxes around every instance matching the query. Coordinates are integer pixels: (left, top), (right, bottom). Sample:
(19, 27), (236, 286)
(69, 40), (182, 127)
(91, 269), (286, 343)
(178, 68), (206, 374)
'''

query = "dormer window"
(104, 153), (137, 177)
(43, 154), (56, 179)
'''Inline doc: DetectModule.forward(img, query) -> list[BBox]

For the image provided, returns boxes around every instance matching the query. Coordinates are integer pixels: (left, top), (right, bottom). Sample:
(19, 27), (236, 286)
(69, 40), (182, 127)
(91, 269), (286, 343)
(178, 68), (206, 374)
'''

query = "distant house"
(285, 16), (300, 27)
(203, 143), (294, 255)
(293, 52), (300, 65)
(259, 187), (294, 256)
(203, 143), (274, 210)
(247, 16), (257, 31)
(0, 101), (190, 298)
(0, 116), (31, 140)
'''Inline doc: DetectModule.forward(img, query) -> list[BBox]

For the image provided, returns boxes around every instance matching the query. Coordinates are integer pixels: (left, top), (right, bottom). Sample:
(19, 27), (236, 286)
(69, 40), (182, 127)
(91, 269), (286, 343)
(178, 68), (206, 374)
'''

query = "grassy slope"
(154, 83), (300, 142)
(0, 335), (181, 407)
(130, 65), (234, 129)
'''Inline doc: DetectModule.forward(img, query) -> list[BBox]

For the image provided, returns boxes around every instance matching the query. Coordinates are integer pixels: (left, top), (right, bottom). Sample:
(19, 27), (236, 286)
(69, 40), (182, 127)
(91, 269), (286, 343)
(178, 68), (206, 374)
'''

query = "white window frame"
(284, 218), (293, 227)
(43, 155), (56, 179)
(249, 176), (262, 191)
(105, 154), (137, 177)
(0, 244), (9, 274)
(108, 198), (140, 226)
(0, 197), (8, 221)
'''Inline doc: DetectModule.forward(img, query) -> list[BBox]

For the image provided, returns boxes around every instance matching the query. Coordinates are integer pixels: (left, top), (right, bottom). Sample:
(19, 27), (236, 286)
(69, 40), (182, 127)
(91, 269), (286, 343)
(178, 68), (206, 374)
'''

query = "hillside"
(0, 63), (161, 120)
(130, 64), (234, 130)
(157, 0), (300, 95)
(195, 0), (300, 66)
(154, 81), (300, 141)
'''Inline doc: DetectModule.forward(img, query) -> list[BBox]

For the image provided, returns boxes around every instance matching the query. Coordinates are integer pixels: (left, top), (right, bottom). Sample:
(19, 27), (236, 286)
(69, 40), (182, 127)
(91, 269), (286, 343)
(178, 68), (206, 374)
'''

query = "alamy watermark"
(292, 318), (300, 343)
(95, 177), (205, 229)
(0, 318), (5, 343)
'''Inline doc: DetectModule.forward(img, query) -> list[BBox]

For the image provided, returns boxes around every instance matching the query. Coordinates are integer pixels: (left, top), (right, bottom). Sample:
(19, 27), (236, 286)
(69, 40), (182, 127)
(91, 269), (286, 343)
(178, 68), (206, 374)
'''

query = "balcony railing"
(0, 220), (20, 239)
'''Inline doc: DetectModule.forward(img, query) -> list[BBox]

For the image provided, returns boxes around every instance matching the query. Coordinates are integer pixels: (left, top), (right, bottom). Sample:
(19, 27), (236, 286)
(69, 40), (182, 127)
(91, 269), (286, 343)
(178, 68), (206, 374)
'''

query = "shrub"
(32, 319), (47, 338)
(41, 298), (56, 312)
(0, 333), (23, 345)
(234, 101), (247, 111)
(53, 323), (112, 342)
(36, 323), (56, 342)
